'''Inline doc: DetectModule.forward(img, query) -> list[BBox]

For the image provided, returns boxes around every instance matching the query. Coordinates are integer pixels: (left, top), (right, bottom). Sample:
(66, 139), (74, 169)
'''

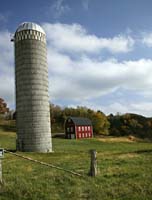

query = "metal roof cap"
(15, 22), (45, 34)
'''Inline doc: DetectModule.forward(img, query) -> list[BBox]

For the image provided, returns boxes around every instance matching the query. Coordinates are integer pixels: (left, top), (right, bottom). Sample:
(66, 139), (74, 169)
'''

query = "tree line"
(50, 104), (152, 138)
(50, 104), (109, 134)
(1, 98), (152, 138)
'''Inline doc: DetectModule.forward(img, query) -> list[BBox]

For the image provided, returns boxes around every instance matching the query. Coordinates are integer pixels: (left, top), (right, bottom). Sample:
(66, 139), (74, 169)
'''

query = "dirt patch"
(118, 153), (139, 159)
(97, 136), (142, 143)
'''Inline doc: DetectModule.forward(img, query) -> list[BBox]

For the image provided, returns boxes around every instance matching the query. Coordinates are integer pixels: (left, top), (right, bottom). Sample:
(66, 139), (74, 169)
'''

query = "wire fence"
(4, 150), (84, 177)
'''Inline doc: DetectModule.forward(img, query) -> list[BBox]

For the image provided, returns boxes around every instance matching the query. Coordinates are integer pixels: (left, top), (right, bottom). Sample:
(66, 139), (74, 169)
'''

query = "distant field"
(0, 121), (152, 200)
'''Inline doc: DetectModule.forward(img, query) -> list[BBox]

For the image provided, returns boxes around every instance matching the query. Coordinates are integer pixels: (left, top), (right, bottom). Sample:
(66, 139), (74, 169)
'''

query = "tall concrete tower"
(12, 22), (52, 152)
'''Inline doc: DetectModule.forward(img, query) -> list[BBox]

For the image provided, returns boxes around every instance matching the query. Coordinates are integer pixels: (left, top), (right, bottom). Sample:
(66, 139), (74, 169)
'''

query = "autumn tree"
(90, 111), (110, 135)
(0, 98), (9, 114)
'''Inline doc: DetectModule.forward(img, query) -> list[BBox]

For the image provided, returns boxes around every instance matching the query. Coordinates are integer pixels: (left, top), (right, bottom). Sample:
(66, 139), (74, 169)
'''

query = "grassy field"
(0, 121), (152, 200)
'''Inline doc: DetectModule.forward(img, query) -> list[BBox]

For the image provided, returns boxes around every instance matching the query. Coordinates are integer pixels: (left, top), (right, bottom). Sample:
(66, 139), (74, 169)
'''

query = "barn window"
(85, 126), (87, 131)
(78, 126), (81, 131)
(85, 133), (87, 137)
(82, 126), (84, 131)
(82, 133), (84, 138)
(68, 119), (71, 122)
(88, 133), (90, 137)
(88, 126), (90, 131)
(67, 127), (70, 132)
(79, 133), (81, 138)
(71, 127), (73, 132)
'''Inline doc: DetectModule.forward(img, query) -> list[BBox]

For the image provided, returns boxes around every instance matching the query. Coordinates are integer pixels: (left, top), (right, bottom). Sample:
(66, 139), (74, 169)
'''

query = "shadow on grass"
(134, 149), (152, 154)
(52, 133), (65, 139)
(112, 149), (152, 157)
(0, 124), (16, 132)
(5, 149), (16, 152)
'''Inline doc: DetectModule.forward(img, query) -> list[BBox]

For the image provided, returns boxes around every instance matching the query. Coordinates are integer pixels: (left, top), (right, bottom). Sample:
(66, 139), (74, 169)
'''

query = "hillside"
(0, 120), (152, 200)
(108, 113), (152, 138)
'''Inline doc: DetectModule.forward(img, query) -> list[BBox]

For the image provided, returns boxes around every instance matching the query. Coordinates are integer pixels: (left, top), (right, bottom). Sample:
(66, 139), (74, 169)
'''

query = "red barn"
(65, 117), (93, 139)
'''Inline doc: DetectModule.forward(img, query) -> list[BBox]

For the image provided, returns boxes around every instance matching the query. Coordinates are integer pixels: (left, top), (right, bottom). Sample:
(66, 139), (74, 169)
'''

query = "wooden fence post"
(0, 149), (4, 184)
(0, 159), (2, 184)
(89, 149), (97, 177)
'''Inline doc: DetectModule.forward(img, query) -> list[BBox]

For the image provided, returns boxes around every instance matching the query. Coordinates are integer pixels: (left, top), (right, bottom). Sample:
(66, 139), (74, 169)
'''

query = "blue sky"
(2, 0), (152, 35)
(1, 0), (152, 116)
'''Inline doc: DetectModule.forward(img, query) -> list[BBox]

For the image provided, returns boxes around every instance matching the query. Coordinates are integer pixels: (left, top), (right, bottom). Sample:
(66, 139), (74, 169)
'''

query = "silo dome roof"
(15, 22), (45, 34)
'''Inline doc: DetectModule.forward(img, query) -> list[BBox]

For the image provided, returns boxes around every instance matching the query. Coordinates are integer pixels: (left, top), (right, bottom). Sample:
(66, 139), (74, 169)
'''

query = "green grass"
(0, 122), (152, 199)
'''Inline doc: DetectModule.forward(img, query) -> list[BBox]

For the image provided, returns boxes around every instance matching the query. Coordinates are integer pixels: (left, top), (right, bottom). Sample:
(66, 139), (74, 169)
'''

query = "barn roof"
(68, 117), (92, 126)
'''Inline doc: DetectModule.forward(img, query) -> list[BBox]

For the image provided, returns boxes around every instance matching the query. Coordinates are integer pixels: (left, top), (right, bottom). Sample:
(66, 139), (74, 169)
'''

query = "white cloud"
(66, 101), (152, 117)
(0, 31), (15, 108)
(43, 23), (134, 54)
(129, 102), (152, 117)
(101, 102), (152, 117)
(47, 49), (152, 102)
(50, 0), (70, 19)
(0, 31), (13, 69)
(142, 33), (152, 47)
(1, 22), (152, 117)
(42, 23), (152, 117)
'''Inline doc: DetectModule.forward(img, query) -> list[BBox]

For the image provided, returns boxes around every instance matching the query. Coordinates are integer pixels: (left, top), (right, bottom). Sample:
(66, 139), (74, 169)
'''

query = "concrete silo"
(12, 22), (52, 152)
